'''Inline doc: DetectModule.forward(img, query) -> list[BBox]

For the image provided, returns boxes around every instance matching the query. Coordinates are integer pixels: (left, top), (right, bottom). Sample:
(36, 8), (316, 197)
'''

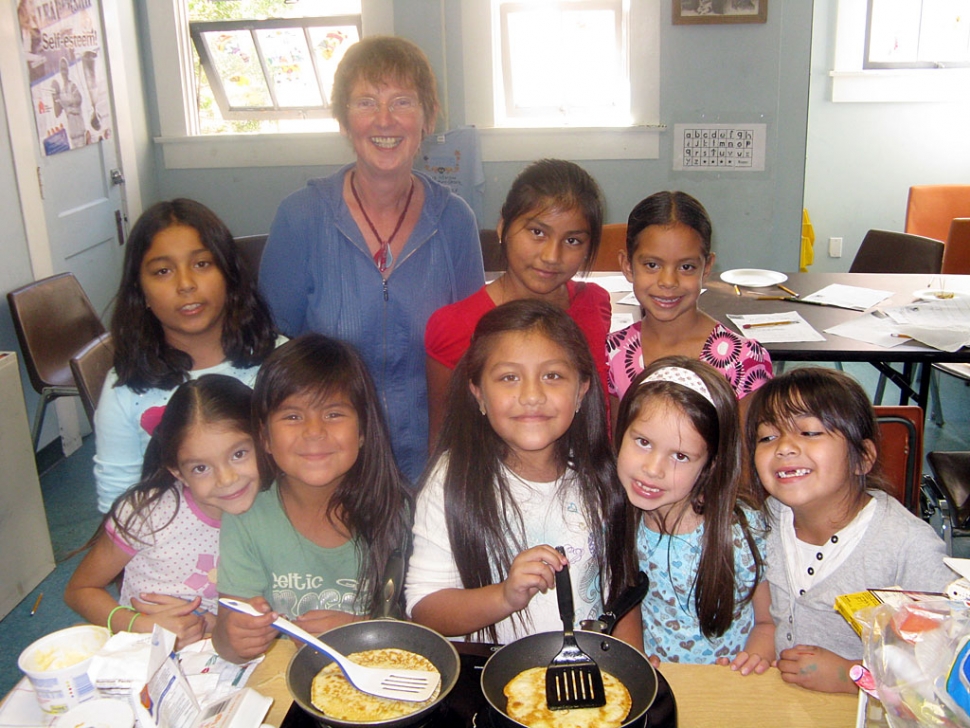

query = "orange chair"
(590, 223), (628, 271)
(874, 406), (924, 516)
(942, 218), (970, 275)
(904, 185), (970, 243)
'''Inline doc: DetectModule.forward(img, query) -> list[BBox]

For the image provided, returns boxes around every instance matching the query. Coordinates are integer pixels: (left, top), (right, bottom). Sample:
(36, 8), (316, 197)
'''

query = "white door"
(2, 0), (132, 450)
(40, 133), (126, 320)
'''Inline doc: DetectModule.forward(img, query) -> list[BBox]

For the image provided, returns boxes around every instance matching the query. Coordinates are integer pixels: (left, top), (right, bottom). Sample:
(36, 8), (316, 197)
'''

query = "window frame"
(830, 0), (970, 103)
(190, 15), (362, 121)
(862, 0), (970, 70)
(461, 0), (661, 161)
(497, 0), (628, 125)
(146, 0), (392, 168)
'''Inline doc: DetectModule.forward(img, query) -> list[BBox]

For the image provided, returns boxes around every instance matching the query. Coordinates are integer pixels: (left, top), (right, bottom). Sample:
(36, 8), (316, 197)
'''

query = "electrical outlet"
(829, 237), (843, 258)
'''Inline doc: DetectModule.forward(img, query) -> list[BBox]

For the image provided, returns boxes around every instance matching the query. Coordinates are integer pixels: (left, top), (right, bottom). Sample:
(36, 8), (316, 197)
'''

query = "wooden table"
(249, 638), (859, 728)
(611, 271), (970, 411)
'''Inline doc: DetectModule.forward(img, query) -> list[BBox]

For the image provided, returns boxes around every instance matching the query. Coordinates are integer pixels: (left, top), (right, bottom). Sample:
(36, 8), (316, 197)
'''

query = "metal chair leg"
(30, 392), (51, 452)
(930, 368), (944, 427)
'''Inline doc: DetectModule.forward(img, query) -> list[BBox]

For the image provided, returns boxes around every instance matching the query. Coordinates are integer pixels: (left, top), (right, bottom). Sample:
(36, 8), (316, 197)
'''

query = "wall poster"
(17, 0), (114, 156)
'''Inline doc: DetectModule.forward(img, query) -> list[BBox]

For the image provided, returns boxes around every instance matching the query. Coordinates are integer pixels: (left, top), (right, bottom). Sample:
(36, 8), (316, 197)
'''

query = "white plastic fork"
(219, 598), (440, 702)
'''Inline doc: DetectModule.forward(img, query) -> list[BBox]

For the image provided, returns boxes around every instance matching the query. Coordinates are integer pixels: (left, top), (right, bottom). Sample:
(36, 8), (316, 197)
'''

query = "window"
(462, 0), (660, 160)
(864, 0), (970, 69)
(830, 0), (970, 102)
(146, 0), (391, 167)
(187, 1), (360, 134)
(496, 1), (629, 127)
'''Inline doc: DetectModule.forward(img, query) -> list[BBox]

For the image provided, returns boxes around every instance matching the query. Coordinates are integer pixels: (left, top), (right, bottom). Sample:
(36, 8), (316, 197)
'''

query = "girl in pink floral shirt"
(607, 191), (772, 407)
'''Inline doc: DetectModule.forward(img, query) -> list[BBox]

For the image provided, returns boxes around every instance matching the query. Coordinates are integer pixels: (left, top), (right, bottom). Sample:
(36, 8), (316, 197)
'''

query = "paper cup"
(18, 625), (110, 714)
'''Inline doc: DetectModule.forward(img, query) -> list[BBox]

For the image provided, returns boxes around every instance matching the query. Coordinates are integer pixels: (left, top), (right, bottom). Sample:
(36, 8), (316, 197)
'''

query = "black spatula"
(545, 546), (606, 710)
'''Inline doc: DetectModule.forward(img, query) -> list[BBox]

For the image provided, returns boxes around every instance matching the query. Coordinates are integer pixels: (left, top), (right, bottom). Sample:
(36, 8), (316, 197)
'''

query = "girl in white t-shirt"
(94, 198), (279, 513)
(405, 299), (640, 646)
(66, 374), (261, 649)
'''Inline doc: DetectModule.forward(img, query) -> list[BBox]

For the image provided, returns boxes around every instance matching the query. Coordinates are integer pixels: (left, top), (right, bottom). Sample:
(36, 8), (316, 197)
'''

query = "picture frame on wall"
(672, 0), (767, 25)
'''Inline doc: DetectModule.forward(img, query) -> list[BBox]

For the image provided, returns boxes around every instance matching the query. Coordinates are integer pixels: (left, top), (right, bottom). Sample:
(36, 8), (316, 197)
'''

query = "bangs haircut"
(614, 356), (759, 638)
(498, 159), (605, 275)
(331, 35), (439, 130)
(253, 334), (376, 451)
(745, 367), (885, 499)
(253, 333), (412, 618)
(615, 356), (741, 533)
(626, 191), (713, 259)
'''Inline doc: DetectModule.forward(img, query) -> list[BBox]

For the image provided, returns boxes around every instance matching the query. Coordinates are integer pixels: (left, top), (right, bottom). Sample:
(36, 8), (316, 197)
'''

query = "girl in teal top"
(213, 334), (412, 663)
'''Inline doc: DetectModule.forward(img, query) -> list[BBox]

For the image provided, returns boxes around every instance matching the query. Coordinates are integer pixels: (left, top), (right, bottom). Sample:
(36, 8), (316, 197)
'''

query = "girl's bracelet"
(127, 611), (141, 633)
(107, 605), (136, 635)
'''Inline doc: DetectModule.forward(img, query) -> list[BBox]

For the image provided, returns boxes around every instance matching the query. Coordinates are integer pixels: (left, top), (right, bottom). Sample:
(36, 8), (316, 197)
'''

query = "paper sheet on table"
(824, 311), (913, 348)
(880, 298), (970, 352)
(882, 297), (970, 328)
(801, 284), (894, 311)
(726, 311), (825, 343)
(896, 327), (970, 352)
(611, 312), (635, 332)
(575, 274), (632, 293)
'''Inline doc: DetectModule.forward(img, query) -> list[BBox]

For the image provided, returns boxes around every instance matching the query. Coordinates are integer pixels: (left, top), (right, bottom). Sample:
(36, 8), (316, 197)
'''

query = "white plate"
(912, 289), (969, 302)
(719, 269), (788, 287)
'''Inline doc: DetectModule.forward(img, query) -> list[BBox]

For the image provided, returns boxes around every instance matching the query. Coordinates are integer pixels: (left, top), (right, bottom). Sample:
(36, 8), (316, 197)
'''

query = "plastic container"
(18, 625), (109, 714)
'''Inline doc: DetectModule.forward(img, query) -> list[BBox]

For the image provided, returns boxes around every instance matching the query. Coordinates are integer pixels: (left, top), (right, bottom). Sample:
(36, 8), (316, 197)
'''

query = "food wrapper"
(856, 599), (970, 728)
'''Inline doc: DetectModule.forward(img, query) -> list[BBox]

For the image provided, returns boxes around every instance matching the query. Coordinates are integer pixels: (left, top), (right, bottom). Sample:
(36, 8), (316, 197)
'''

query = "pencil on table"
(742, 320), (797, 329)
(778, 284), (799, 298)
(734, 285), (741, 296)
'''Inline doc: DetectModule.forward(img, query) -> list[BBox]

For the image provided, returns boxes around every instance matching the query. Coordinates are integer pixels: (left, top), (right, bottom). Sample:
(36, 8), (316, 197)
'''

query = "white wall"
(804, 0), (970, 272)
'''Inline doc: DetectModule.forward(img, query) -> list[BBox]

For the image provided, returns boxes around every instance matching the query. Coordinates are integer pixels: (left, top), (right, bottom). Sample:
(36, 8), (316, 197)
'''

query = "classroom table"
(610, 271), (970, 412)
(248, 637), (859, 728)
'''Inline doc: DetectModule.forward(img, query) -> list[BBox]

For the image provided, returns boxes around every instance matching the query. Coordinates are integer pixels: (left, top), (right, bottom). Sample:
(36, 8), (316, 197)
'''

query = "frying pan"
(286, 619), (460, 728)
(481, 630), (657, 728)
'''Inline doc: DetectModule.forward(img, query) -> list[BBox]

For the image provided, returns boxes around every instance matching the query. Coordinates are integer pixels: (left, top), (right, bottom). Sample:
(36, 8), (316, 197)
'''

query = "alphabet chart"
(673, 123), (766, 172)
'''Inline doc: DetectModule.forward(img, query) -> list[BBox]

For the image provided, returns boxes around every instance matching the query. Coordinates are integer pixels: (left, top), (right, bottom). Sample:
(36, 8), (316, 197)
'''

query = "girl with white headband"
(615, 355), (772, 671)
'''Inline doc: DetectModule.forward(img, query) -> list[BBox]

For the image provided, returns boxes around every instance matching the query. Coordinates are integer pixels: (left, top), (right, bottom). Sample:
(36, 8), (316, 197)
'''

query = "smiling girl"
(94, 199), (279, 513)
(212, 334), (412, 663)
(406, 300), (638, 646)
(615, 356), (771, 670)
(425, 159), (610, 445)
(607, 191), (772, 410)
(66, 375), (261, 649)
(747, 367), (951, 693)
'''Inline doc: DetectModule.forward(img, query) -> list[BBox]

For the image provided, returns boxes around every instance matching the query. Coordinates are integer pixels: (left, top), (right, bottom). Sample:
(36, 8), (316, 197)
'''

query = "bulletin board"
(673, 123), (767, 172)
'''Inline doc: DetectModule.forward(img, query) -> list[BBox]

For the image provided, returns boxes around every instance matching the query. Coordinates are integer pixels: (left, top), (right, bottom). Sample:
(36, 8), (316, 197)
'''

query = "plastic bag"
(856, 599), (970, 728)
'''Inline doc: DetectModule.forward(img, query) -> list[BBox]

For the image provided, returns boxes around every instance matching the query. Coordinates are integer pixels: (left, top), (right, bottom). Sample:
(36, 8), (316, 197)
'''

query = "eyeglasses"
(347, 96), (421, 117)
